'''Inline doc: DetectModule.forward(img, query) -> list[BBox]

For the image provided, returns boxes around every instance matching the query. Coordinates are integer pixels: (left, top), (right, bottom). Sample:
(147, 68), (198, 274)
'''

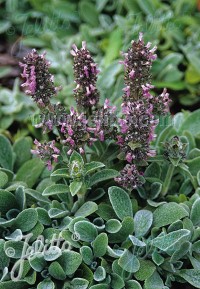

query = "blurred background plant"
(0, 0), (200, 140)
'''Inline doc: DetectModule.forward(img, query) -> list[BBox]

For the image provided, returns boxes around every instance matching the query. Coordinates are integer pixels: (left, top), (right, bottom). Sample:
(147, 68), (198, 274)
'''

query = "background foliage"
(0, 0), (200, 138)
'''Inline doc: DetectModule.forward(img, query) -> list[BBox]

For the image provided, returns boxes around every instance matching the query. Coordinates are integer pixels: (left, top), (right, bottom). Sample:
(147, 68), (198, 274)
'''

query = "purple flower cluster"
(121, 32), (157, 103)
(115, 164), (144, 189)
(118, 100), (158, 163)
(20, 49), (61, 107)
(31, 140), (60, 170)
(71, 41), (100, 108)
(59, 107), (95, 155)
(89, 99), (117, 141)
(115, 33), (170, 189)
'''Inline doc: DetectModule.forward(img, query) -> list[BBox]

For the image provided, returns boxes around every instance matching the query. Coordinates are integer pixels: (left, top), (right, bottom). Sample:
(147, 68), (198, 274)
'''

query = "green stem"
(161, 164), (175, 197)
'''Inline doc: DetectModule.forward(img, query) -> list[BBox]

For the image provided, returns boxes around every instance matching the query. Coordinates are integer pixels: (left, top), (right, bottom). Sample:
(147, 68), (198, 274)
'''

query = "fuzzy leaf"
(0, 134), (13, 170)
(90, 285), (109, 289)
(118, 250), (140, 273)
(49, 261), (66, 280)
(69, 181), (83, 196)
(129, 235), (146, 247)
(50, 168), (69, 182)
(71, 278), (89, 289)
(111, 273), (125, 289)
(93, 233), (108, 257)
(0, 189), (17, 215)
(108, 186), (133, 220)
(75, 201), (98, 217)
(152, 229), (191, 251)
(13, 137), (32, 169)
(29, 253), (46, 272)
(80, 246), (93, 265)
(134, 210), (153, 237)
(105, 219), (122, 233)
(90, 169), (119, 186)
(43, 184), (69, 196)
(179, 269), (200, 288)
(153, 202), (188, 228)
(0, 171), (8, 187)
(126, 280), (142, 289)
(70, 150), (84, 164)
(44, 246), (62, 261)
(109, 216), (134, 243)
(179, 109), (200, 136)
(16, 158), (44, 188)
(85, 161), (105, 174)
(57, 251), (82, 275)
(144, 271), (165, 289)
(4, 240), (25, 259)
(13, 208), (38, 232)
(94, 266), (106, 282)
(134, 260), (156, 281)
(190, 198), (200, 226)
(75, 221), (98, 242)
(37, 279), (55, 289)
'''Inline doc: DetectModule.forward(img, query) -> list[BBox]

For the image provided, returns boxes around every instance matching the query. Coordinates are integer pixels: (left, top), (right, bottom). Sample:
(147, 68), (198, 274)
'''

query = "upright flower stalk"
(115, 33), (171, 189)
(20, 49), (60, 107)
(71, 41), (100, 108)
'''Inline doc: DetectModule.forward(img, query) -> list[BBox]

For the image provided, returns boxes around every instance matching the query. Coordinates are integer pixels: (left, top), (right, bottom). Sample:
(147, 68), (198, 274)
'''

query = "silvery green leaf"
(118, 250), (140, 273)
(49, 261), (66, 280)
(105, 219), (122, 233)
(90, 169), (119, 186)
(111, 272), (125, 289)
(43, 184), (69, 196)
(134, 210), (153, 237)
(15, 158), (44, 188)
(74, 221), (98, 242)
(94, 266), (106, 282)
(93, 233), (108, 257)
(50, 168), (70, 182)
(0, 189), (17, 215)
(109, 217), (134, 244)
(71, 278), (89, 289)
(0, 240), (9, 270)
(69, 181), (83, 196)
(108, 186), (133, 220)
(70, 151), (84, 165)
(129, 235), (146, 247)
(75, 201), (98, 217)
(0, 134), (13, 170)
(57, 251), (82, 275)
(85, 161), (105, 175)
(80, 246), (93, 265)
(178, 269), (200, 288)
(170, 241), (191, 262)
(37, 279), (55, 289)
(153, 202), (189, 228)
(152, 229), (191, 251)
(44, 246), (62, 261)
(0, 171), (8, 187)
(190, 198), (200, 226)
(144, 271), (165, 289)
(134, 259), (156, 281)
(5, 229), (22, 241)
(152, 250), (165, 266)
(29, 252), (46, 272)
(13, 208), (38, 232)
(107, 246), (124, 258)
(126, 280), (142, 289)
